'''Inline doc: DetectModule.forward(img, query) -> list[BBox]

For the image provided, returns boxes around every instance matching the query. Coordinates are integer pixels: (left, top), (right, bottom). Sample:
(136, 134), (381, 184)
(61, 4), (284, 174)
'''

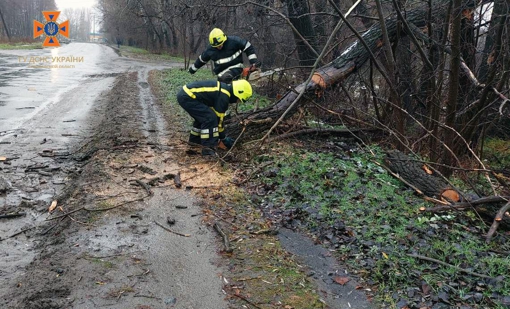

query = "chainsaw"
(241, 64), (258, 80)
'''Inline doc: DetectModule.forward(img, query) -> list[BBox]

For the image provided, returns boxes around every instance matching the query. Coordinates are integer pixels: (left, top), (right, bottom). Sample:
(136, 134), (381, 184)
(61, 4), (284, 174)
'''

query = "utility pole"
(91, 14), (95, 42)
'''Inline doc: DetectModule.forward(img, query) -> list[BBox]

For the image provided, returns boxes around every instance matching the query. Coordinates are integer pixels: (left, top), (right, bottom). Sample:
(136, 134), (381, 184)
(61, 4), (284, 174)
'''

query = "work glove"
(218, 137), (234, 150)
(188, 67), (196, 74)
(252, 60), (262, 69)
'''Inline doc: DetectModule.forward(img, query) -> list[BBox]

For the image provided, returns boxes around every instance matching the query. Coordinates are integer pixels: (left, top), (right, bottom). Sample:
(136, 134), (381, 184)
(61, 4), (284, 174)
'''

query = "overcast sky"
(56, 0), (97, 10)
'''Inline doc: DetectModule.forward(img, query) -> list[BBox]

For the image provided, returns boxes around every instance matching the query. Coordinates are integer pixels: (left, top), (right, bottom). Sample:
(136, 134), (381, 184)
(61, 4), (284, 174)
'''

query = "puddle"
(137, 69), (169, 144)
(278, 228), (374, 308)
(86, 72), (121, 78)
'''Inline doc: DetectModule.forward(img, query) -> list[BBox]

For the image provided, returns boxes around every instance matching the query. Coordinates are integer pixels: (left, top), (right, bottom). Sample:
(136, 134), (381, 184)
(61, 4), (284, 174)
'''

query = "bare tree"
(0, 3), (11, 41)
(0, 0), (57, 41)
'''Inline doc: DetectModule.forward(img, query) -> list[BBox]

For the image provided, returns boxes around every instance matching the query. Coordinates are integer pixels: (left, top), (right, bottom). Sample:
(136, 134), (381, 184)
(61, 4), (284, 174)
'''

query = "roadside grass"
(147, 55), (509, 308)
(88, 257), (115, 269)
(118, 45), (183, 62)
(0, 42), (42, 50)
(154, 67), (273, 112)
(150, 69), (326, 308)
(249, 140), (510, 308)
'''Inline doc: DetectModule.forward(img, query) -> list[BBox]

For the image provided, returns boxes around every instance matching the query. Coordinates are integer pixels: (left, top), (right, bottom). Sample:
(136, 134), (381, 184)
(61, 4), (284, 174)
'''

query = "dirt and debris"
(1, 71), (229, 309)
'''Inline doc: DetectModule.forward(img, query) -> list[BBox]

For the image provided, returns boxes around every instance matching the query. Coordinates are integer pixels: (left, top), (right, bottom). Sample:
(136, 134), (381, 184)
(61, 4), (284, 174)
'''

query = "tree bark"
(440, 0), (463, 178)
(0, 5), (10, 40)
(286, 0), (319, 66)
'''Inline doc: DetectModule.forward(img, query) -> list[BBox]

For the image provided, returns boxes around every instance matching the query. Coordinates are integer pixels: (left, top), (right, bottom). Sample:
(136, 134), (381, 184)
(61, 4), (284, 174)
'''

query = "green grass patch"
(118, 45), (183, 62)
(484, 138), (510, 170)
(156, 68), (271, 112)
(250, 141), (510, 308)
(88, 257), (115, 269)
(0, 42), (42, 50)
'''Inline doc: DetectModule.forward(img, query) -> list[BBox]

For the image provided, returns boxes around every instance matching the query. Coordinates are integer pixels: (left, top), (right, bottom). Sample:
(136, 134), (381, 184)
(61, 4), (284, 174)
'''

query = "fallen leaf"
(48, 200), (58, 213)
(382, 252), (389, 259)
(333, 276), (350, 285)
(422, 283), (432, 295)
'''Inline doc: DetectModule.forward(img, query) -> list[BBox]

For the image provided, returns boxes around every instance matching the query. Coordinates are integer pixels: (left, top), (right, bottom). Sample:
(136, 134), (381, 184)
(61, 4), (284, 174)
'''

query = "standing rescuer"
(188, 28), (261, 83)
(177, 79), (253, 157)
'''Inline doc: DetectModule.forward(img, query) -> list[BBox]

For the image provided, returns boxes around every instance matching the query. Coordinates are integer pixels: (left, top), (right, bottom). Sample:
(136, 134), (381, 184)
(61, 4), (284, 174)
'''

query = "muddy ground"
(1, 64), (373, 308)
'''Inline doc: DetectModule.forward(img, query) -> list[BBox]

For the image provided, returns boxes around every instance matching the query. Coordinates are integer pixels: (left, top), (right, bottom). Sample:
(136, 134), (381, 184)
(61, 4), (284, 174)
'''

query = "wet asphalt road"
(0, 42), (175, 195)
(0, 43), (175, 301)
(1, 42), (148, 140)
(0, 42), (170, 214)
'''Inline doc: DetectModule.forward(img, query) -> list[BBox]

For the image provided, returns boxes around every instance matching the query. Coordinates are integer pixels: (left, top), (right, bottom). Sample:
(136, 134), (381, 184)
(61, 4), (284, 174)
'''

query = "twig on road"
(154, 220), (190, 237)
(0, 212), (26, 219)
(85, 195), (150, 212)
(135, 179), (153, 195)
(0, 226), (36, 241)
(174, 171), (182, 188)
(213, 222), (233, 253)
(232, 293), (263, 309)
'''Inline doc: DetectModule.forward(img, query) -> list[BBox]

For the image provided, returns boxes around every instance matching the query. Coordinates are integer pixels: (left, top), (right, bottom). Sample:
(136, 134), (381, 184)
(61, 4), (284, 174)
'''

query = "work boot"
(201, 147), (217, 157)
(185, 148), (199, 156)
(186, 139), (201, 156)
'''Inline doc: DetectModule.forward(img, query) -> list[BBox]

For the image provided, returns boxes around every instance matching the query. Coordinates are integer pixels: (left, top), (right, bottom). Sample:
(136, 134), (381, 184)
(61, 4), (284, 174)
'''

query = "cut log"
(387, 150), (510, 230)
(383, 150), (458, 200)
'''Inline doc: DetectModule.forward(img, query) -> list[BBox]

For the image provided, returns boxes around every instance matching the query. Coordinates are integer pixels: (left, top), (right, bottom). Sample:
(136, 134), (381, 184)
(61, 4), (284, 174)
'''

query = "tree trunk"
(478, 0), (507, 84)
(440, 0), (463, 178)
(286, 0), (319, 67)
(454, 5), (478, 150)
(0, 5), (11, 41)
(384, 150), (454, 199)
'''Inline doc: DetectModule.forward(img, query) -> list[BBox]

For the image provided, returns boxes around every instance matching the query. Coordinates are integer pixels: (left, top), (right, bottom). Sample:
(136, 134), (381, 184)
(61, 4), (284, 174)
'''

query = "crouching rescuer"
(177, 79), (253, 157)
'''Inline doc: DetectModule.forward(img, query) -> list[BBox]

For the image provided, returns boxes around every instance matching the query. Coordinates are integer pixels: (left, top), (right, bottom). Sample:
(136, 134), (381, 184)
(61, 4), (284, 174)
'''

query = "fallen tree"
(227, 0), (453, 138)
(383, 150), (510, 241)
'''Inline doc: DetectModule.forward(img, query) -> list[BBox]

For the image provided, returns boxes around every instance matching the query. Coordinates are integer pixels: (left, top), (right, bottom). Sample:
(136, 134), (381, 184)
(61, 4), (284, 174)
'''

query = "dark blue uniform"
(177, 80), (238, 148)
(189, 36), (258, 83)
